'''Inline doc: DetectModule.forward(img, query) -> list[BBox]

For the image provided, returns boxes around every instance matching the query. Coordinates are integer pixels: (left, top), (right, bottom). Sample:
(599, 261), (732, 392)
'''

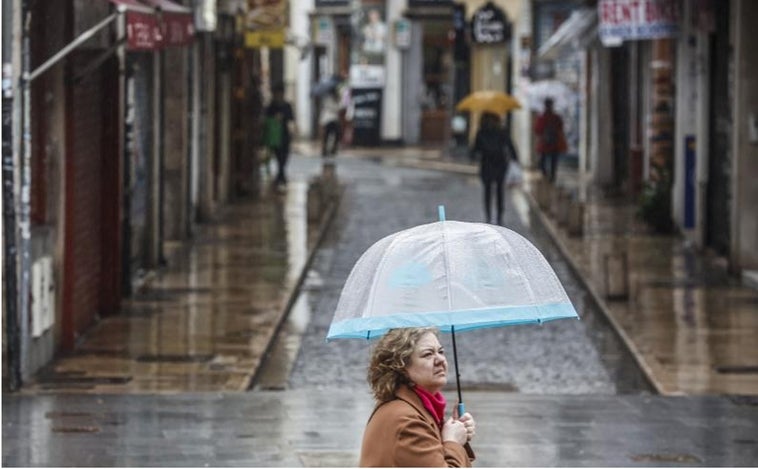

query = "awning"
(108, 0), (163, 50)
(141, 0), (195, 46)
(538, 8), (598, 60)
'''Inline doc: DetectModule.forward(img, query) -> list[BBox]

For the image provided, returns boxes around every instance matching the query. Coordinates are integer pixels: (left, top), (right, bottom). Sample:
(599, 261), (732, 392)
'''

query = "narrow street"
(5, 0), (758, 466)
(257, 153), (652, 395)
(3, 152), (758, 467)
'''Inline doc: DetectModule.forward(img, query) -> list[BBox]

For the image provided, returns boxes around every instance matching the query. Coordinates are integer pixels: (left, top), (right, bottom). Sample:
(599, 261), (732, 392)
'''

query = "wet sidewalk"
(344, 142), (758, 397)
(21, 159), (340, 394)
(520, 169), (758, 396)
(4, 390), (757, 466)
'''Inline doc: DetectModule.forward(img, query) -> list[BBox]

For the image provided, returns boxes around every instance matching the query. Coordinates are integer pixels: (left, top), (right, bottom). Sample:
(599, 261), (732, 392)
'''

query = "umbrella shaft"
(451, 325), (463, 407)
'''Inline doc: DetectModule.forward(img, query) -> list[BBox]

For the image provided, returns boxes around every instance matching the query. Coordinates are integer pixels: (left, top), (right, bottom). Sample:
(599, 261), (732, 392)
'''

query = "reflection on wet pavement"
(525, 176), (758, 395)
(4, 391), (757, 466)
(22, 166), (339, 394)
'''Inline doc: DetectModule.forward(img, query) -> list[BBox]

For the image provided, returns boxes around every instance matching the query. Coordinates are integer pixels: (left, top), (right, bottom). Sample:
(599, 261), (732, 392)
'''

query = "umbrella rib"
(439, 221), (453, 312)
(364, 231), (405, 334)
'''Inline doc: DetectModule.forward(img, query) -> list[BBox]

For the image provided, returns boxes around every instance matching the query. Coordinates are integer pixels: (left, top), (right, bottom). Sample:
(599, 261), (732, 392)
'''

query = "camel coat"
(359, 385), (475, 467)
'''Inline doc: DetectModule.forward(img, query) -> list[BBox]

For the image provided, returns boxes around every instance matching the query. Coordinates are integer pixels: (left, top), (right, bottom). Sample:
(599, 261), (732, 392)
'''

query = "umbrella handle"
(457, 402), (465, 418)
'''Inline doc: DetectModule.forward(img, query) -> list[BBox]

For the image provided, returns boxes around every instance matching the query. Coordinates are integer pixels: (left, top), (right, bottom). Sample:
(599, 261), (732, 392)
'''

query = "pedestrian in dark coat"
(471, 112), (519, 225)
(264, 82), (295, 186)
(360, 328), (476, 467)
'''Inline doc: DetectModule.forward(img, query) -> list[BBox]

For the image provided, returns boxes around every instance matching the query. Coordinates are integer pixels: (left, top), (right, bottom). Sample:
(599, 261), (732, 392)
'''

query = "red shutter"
(62, 52), (120, 348)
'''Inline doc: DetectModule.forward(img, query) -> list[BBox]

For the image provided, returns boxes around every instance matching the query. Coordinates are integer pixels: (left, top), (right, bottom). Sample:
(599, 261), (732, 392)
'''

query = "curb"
(245, 184), (345, 390)
(519, 185), (663, 394)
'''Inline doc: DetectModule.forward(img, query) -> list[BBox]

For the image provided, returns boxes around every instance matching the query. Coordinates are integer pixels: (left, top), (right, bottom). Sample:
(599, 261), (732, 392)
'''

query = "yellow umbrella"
(455, 90), (522, 115)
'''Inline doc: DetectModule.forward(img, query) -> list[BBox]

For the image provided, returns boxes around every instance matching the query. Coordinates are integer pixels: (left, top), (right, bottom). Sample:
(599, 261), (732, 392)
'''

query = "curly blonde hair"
(367, 327), (439, 403)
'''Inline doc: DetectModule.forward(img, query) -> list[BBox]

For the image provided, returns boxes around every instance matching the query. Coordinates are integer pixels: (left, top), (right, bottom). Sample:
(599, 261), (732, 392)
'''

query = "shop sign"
(408, 0), (452, 6)
(159, 12), (194, 46)
(351, 88), (383, 146)
(349, 64), (385, 89)
(140, 0), (195, 46)
(314, 16), (333, 45)
(598, 0), (679, 46)
(246, 0), (286, 30)
(244, 29), (285, 48)
(471, 2), (510, 44)
(125, 11), (163, 50)
(394, 19), (411, 49)
(315, 0), (350, 6)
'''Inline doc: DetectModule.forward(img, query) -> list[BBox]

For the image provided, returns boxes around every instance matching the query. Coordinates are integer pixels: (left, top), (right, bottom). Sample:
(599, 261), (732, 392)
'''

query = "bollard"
(537, 179), (551, 210)
(557, 190), (571, 226)
(603, 251), (629, 300)
(550, 186), (562, 217)
(567, 199), (584, 236)
(307, 179), (322, 222)
(320, 161), (338, 203)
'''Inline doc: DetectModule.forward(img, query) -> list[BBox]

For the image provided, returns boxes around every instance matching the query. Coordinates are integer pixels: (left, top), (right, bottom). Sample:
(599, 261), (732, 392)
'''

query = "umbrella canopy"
(327, 218), (576, 340)
(523, 79), (576, 112)
(326, 207), (578, 412)
(455, 90), (522, 115)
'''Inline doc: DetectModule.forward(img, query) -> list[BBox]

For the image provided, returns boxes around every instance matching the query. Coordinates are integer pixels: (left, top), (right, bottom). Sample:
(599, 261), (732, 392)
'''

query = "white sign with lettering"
(598, 0), (679, 46)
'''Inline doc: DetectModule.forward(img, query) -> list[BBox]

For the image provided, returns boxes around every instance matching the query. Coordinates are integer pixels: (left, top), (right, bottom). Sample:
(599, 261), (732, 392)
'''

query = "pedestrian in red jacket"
(534, 98), (566, 183)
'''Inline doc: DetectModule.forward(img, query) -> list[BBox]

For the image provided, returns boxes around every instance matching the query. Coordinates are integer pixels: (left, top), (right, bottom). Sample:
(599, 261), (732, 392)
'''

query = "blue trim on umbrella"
(326, 302), (579, 340)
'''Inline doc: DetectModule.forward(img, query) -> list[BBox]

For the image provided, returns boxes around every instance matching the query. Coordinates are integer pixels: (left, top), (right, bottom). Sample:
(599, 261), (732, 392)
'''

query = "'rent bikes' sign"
(598, 0), (679, 46)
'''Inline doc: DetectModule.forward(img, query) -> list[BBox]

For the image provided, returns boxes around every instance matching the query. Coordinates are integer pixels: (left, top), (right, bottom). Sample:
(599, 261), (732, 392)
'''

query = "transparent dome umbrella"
(523, 79), (576, 113)
(326, 206), (579, 415)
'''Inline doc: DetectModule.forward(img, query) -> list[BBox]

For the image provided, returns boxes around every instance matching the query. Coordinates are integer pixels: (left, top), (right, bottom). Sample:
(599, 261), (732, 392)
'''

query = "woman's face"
(405, 332), (448, 393)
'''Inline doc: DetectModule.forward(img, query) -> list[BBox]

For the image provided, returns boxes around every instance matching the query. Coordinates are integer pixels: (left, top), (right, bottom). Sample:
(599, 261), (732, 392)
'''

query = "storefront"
(400, 0), (455, 146)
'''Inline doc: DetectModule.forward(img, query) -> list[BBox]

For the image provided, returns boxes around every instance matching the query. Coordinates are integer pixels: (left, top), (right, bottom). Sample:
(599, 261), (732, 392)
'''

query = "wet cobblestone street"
(271, 154), (652, 394)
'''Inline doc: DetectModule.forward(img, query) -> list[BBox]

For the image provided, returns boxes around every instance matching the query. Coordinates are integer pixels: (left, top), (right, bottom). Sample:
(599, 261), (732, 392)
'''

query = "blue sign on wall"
(684, 135), (696, 229)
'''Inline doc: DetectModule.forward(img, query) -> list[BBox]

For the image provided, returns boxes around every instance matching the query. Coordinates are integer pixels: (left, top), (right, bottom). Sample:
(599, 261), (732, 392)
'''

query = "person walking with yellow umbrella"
(468, 112), (519, 225)
(456, 91), (521, 225)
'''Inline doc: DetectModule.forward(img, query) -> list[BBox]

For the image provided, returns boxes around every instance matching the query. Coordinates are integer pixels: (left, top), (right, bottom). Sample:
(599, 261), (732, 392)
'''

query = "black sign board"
(408, 0), (452, 6)
(315, 0), (349, 7)
(351, 88), (383, 146)
(471, 1), (511, 44)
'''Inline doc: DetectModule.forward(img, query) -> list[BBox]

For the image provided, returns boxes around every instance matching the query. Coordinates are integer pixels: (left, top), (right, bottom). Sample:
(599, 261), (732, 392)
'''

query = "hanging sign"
(394, 19), (411, 49)
(244, 29), (285, 48)
(470, 2), (510, 44)
(125, 11), (163, 50)
(246, 0), (286, 29)
(161, 13), (194, 45)
(598, 0), (679, 46)
(314, 16), (334, 45)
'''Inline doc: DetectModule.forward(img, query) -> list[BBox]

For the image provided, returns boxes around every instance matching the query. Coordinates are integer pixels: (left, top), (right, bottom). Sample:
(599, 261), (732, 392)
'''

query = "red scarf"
(412, 386), (446, 427)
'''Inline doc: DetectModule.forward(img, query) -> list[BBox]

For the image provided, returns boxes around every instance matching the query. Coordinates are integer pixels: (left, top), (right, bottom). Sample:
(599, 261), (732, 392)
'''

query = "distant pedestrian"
(534, 98), (566, 183)
(470, 112), (518, 225)
(319, 87), (342, 157)
(264, 82), (295, 185)
(360, 327), (476, 467)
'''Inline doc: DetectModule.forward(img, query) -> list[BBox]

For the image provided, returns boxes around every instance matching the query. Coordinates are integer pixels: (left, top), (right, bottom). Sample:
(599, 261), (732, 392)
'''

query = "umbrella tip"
(438, 205), (446, 222)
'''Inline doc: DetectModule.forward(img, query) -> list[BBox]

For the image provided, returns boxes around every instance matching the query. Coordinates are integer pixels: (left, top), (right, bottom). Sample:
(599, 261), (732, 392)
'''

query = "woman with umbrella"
(470, 112), (519, 225)
(360, 327), (476, 467)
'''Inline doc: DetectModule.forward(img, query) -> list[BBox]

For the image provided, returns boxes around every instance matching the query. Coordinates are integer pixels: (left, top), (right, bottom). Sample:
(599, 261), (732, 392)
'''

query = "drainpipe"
(17, 0), (32, 384)
(3, 0), (21, 391)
